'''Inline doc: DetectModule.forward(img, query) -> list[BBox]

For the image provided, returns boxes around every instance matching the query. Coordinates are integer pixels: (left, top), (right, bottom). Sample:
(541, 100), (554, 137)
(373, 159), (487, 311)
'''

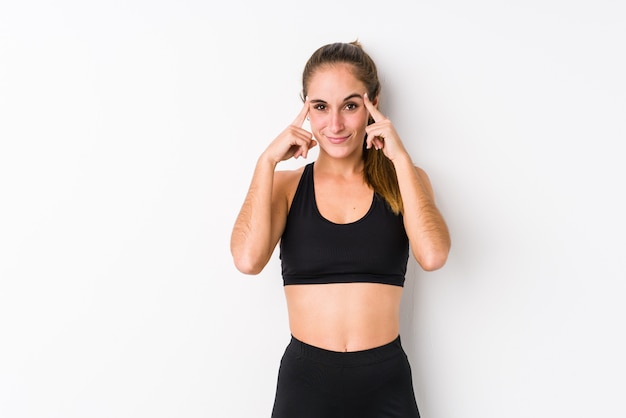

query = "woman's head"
(302, 41), (380, 102)
(302, 41), (403, 214)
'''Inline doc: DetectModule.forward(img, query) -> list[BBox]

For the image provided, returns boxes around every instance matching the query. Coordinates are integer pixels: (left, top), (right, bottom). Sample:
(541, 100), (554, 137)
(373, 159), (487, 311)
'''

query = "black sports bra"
(279, 162), (409, 286)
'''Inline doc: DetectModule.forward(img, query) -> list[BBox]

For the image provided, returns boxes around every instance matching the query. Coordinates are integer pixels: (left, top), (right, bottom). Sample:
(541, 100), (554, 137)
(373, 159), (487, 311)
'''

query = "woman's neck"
(314, 152), (365, 177)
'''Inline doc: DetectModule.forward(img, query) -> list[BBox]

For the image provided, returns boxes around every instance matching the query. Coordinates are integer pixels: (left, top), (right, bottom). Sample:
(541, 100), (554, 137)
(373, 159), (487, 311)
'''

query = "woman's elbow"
(415, 247), (450, 272)
(231, 249), (268, 275)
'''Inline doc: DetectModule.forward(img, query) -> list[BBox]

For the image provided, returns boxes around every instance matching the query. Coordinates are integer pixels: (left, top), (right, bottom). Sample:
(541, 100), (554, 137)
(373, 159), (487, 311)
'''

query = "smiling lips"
(325, 134), (351, 144)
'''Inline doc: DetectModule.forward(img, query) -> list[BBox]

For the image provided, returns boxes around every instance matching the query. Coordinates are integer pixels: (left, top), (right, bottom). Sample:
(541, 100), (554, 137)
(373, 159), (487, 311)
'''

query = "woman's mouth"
(326, 135), (350, 145)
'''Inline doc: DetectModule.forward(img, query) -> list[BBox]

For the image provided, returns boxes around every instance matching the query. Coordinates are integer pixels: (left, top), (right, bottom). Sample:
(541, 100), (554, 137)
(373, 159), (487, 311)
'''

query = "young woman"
(230, 41), (450, 418)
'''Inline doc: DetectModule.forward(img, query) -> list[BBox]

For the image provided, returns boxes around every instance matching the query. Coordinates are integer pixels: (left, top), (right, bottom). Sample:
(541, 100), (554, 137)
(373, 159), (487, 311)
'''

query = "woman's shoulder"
(274, 163), (309, 202)
(275, 163), (307, 182)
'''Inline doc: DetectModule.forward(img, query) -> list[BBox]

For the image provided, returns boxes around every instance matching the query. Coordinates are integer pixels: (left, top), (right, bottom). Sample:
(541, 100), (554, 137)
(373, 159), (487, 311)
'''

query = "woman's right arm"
(230, 100), (315, 275)
(230, 155), (284, 275)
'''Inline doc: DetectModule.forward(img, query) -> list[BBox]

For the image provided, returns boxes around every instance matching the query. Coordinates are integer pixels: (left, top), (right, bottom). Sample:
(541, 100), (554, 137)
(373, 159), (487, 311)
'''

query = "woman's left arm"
(393, 156), (450, 271)
(364, 94), (451, 271)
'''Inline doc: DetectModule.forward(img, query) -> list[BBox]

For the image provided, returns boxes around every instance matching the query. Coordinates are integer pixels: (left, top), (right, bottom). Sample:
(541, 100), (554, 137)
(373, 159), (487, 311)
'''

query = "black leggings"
(271, 335), (420, 418)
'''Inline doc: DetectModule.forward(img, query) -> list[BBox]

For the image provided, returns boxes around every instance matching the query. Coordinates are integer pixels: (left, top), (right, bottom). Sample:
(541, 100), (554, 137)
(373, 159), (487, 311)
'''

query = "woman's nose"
(329, 111), (344, 132)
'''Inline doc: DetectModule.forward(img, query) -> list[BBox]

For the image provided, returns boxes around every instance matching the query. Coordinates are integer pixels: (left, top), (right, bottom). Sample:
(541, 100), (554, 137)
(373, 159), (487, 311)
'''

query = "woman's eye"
(345, 103), (358, 111)
(313, 104), (326, 111)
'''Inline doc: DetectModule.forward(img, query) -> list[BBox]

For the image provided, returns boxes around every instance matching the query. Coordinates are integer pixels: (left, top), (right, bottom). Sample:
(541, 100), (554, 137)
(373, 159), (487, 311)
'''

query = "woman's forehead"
(307, 64), (364, 98)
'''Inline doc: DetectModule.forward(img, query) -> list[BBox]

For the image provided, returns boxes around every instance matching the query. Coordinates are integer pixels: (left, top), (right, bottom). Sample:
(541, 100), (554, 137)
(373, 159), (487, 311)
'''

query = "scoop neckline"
(310, 163), (376, 226)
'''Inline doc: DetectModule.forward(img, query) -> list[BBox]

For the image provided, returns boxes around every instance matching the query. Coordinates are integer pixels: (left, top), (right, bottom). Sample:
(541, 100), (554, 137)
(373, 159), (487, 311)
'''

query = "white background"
(1, 1), (625, 417)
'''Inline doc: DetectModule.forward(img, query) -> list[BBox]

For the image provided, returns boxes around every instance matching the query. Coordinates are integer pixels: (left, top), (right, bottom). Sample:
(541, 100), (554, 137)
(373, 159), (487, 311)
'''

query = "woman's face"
(306, 63), (373, 160)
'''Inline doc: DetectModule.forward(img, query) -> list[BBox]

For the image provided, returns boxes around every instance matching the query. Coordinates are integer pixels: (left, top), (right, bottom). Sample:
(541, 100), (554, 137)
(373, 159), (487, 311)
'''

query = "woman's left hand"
(363, 93), (408, 162)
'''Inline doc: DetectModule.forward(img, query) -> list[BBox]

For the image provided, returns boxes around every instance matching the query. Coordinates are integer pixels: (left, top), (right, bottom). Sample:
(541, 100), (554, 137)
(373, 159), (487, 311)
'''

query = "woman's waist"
(285, 334), (405, 365)
(284, 282), (402, 352)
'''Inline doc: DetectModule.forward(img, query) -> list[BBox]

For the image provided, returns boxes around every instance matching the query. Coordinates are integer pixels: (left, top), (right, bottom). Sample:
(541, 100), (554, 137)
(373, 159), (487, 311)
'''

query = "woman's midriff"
(283, 282), (403, 352)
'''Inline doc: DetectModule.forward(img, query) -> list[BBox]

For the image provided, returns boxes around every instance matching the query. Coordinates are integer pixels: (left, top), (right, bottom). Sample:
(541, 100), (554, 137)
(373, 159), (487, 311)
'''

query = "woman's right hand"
(262, 98), (317, 164)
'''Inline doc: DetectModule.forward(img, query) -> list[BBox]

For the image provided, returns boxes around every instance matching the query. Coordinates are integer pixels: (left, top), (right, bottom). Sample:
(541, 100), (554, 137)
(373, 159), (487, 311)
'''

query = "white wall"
(1, 1), (624, 417)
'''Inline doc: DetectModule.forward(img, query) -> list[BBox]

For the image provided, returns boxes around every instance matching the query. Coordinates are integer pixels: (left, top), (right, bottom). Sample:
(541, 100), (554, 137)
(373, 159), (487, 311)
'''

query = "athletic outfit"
(272, 162), (420, 417)
(280, 163), (409, 287)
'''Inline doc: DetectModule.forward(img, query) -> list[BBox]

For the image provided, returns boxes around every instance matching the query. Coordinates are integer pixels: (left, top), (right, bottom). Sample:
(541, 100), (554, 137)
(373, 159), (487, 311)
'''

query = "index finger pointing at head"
(363, 93), (385, 122)
(292, 96), (310, 127)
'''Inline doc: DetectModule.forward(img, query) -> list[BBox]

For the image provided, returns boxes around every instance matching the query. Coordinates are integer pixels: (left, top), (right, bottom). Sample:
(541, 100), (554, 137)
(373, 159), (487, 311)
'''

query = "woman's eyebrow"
(343, 93), (362, 101)
(310, 93), (362, 104)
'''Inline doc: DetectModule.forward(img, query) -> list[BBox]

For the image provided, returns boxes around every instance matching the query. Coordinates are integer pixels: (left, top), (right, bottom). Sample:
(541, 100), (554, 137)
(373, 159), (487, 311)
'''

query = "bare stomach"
(284, 282), (403, 352)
